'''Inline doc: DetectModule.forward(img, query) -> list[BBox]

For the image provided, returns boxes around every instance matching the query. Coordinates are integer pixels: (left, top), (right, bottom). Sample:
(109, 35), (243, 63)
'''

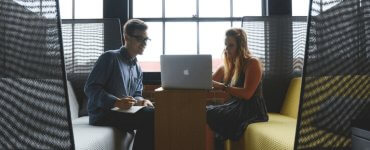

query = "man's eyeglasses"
(129, 35), (151, 44)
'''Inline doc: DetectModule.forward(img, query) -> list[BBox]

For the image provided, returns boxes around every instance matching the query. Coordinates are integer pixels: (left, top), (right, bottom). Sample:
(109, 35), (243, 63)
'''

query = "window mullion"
(196, 0), (200, 54)
(72, 0), (75, 19)
(230, 0), (233, 26)
(163, 0), (165, 55)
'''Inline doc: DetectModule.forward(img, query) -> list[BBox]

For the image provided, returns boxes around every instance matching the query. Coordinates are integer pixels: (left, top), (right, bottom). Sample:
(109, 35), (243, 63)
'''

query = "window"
(59, 0), (104, 73)
(165, 22), (197, 55)
(133, 0), (263, 72)
(59, 0), (103, 19)
(166, 0), (196, 17)
(60, 0), (73, 19)
(133, 0), (162, 18)
(233, 0), (262, 16)
(199, 22), (230, 70)
(292, 0), (310, 16)
(199, 0), (229, 17)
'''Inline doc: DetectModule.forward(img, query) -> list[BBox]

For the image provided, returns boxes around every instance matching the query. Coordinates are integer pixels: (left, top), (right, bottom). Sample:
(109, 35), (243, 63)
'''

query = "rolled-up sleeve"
(84, 52), (117, 110)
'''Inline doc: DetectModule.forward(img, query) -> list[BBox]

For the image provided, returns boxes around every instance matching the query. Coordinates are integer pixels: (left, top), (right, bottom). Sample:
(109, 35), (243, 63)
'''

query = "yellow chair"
(225, 77), (302, 150)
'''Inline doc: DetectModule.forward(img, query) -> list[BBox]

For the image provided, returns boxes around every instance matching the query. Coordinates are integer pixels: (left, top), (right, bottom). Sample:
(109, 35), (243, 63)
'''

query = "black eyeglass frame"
(129, 34), (151, 44)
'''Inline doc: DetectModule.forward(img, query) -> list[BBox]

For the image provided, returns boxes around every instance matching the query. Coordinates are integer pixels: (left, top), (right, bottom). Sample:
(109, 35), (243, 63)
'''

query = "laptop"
(160, 55), (212, 90)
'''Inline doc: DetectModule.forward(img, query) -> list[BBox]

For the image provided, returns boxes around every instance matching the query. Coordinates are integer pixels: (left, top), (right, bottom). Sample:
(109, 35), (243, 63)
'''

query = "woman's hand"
(212, 80), (225, 90)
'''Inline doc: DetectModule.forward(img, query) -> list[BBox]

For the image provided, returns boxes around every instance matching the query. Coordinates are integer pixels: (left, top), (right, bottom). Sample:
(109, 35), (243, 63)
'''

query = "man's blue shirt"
(84, 47), (144, 124)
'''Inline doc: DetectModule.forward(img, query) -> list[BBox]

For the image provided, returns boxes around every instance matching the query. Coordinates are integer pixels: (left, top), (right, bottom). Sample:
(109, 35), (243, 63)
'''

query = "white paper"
(111, 106), (145, 114)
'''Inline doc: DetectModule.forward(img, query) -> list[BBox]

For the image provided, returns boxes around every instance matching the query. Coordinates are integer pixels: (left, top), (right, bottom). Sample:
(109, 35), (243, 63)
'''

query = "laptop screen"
(160, 55), (212, 90)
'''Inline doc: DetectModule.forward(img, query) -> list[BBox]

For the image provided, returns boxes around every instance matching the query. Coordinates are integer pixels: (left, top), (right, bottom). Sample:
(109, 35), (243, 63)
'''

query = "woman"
(206, 28), (269, 150)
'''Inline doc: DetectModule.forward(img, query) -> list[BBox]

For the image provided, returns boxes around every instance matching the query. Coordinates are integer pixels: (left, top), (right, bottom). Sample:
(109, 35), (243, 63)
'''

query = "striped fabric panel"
(295, 0), (370, 149)
(0, 0), (73, 149)
(242, 16), (307, 113)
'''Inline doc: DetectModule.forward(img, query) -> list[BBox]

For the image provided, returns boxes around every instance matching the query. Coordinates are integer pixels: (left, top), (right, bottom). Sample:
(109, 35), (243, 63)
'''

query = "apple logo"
(183, 69), (190, 76)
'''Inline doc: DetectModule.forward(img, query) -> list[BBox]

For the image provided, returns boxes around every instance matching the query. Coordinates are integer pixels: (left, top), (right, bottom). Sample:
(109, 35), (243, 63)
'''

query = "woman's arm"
(212, 66), (225, 90)
(225, 58), (262, 100)
(212, 66), (224, 82)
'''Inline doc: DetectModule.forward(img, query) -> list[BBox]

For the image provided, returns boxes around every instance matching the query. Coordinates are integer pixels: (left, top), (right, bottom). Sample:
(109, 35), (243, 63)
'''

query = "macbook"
(160, 55), (212, 90)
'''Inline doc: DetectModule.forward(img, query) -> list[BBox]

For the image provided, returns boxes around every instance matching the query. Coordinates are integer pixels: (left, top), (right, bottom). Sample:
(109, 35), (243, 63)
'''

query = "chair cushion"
(72, 116), (135, 150)
(67, 73), (89, 117)
(226, 113), (297, 150)
(280, 77), (302, 118)
(73, 124), (117, 150)
(67, 81), (79, 120)
(72, 116), (89, 125)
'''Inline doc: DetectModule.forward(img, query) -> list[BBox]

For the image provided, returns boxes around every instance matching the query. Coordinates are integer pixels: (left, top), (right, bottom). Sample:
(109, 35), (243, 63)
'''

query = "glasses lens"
(131, 35), (150, 44)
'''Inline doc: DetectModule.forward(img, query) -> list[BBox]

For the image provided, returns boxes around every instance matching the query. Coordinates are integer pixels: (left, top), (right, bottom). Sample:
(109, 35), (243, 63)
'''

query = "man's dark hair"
(123, 19), (147, 36)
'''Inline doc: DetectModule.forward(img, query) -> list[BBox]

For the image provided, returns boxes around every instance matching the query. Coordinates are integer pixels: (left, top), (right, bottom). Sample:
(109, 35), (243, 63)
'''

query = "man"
(84, 19), (154, 150)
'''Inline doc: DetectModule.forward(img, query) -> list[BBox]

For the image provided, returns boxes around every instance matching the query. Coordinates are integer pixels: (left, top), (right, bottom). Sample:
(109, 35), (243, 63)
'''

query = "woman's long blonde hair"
(223, 28), (252, 85)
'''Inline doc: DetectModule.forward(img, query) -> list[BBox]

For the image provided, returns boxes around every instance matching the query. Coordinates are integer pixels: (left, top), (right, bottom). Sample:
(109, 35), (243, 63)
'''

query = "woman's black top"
(206, 64), (269, 141)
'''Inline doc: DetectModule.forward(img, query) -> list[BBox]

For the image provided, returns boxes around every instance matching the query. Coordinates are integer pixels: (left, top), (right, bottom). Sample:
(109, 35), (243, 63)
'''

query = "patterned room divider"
(242, 16), (307, 113)
(0, 0), (74, 149)
(295, 0), (370, 149)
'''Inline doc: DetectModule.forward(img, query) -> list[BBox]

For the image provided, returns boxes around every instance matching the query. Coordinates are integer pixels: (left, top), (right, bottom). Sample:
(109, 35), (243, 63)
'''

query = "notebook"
(111, 106), (145, 114)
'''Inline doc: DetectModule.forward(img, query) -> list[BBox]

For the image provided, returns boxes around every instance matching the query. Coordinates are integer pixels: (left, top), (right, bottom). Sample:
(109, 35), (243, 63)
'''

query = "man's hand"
(114, 96), (137, 109)
(136, 99), (154, 107)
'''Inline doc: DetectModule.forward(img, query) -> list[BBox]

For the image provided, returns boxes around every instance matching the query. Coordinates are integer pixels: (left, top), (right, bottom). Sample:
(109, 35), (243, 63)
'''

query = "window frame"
(60, 0), (103, 19)
(129, 0), (265, 55)
(128, 0), (266, 84)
